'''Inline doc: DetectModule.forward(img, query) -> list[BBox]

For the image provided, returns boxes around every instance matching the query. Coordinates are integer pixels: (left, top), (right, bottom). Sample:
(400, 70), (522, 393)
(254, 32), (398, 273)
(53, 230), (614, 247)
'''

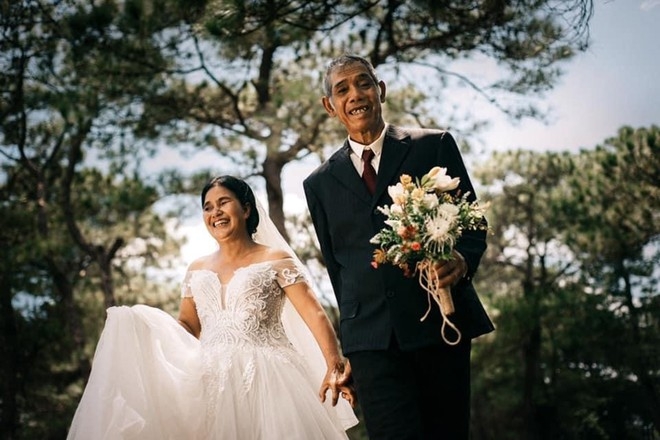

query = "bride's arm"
(284, 282), (356, 407)
(178, 298), (201, 339)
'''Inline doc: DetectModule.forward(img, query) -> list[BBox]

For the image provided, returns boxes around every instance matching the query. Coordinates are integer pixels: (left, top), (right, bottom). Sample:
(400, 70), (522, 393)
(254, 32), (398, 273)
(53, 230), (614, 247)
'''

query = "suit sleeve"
(303, 179), (343, 304)
(437, 131), (488, 281)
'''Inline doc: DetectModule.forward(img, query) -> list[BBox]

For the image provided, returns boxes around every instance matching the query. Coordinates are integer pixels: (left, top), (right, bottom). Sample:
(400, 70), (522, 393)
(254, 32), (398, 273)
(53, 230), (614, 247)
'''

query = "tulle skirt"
(67, 305), (356, 439)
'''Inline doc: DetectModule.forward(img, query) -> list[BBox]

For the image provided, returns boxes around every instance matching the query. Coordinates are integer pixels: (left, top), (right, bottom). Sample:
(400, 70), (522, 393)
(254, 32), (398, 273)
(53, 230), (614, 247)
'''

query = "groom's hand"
(336, 359), (357, 408)
(432, 250), (467, 288)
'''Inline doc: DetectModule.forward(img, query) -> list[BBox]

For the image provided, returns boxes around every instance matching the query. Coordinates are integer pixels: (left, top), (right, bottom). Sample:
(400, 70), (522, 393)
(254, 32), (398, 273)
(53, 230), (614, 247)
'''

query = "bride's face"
(202, 185), (250, 241)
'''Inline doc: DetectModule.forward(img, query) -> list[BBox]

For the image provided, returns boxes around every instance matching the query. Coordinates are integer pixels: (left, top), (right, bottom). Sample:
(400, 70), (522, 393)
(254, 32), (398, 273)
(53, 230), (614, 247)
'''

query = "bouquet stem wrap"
(417, 261), (462, 346)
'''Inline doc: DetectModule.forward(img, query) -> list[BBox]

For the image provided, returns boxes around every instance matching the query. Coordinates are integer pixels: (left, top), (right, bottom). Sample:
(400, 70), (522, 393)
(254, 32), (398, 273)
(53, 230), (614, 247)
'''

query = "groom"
(303, 54), (495, 439)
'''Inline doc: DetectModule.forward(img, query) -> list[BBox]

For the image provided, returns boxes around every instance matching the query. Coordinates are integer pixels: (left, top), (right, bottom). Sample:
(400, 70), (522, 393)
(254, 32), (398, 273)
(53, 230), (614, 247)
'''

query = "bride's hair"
(201, 176), (260, 235)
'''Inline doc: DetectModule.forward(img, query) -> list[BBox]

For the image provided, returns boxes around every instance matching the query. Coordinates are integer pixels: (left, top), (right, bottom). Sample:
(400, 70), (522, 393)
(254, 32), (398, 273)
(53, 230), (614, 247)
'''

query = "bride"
(67, 175), (358, 439)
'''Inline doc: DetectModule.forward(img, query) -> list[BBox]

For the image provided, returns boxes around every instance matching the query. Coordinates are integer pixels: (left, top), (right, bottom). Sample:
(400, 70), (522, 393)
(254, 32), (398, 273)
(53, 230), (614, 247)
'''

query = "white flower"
(390, 203), (404, 216)
(422, 194), (439, 210)
(388, 183), (407, 205)
(425, 203), (459, 244)
(384, 219), (401, 229)
(431, 168), (460, 193)
(377, 205), (391, 216)
(427, 166), (442, 178)
(411, 187), (425, 202)
(438, 202), (460, 218)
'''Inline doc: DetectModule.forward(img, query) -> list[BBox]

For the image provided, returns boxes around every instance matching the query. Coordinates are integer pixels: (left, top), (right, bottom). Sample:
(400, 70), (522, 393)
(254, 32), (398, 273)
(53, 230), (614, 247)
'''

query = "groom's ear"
(322, 96), (336, 116)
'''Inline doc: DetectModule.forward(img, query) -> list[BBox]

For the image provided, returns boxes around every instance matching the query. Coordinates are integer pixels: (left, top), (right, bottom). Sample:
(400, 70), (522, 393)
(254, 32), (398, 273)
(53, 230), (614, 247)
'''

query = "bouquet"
(369, 167), (489, 345)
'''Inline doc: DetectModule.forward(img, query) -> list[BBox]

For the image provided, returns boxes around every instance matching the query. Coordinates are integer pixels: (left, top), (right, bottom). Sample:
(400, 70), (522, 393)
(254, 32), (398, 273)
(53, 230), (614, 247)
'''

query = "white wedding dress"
(67, 257), (357, 439)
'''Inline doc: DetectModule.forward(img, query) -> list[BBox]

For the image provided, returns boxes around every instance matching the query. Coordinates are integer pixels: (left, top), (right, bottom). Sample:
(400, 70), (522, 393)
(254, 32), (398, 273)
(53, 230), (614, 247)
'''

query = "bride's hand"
(319, 359), (356, 407)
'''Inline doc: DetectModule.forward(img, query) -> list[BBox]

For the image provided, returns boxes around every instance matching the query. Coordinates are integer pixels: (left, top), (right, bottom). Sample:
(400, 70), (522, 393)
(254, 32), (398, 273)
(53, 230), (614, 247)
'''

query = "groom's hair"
(201, 175), (260, 235)
(323, 54), (379, 97)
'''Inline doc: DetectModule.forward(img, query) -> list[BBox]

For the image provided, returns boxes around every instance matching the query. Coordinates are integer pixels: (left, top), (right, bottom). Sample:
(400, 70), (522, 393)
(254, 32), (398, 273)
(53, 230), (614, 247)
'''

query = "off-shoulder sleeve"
(274, 258), (308, 289)
(180, 271), (194, 298)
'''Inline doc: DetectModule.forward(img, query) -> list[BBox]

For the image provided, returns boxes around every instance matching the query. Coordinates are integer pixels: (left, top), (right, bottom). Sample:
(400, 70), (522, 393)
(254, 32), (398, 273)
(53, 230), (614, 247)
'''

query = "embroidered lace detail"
(242, 357), (256, 394)
(280, 267), (305, 287)
(184, 258), (307, 418)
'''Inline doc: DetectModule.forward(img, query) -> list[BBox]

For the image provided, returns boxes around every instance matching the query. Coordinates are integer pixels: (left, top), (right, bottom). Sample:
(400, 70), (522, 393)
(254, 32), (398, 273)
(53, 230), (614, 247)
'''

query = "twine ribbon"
(417, 261), (462, 346)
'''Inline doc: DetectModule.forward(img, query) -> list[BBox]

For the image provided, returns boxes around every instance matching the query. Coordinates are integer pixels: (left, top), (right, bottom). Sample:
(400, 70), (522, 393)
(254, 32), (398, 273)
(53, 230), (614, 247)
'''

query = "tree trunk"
(620, 263), (660, 432)
(0, 267), (18, 440)
(521, 247), (542, 440)
(97, 238), (124, 310)
(52, 263), (91, 382)
(262, 155), (290, 243)
(100, 261), (116, 310)
(522, 322), (542, 440)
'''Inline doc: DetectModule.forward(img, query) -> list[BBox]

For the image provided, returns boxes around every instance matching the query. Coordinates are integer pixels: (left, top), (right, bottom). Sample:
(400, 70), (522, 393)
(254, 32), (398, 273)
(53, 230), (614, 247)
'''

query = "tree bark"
(262, 154), (290, 243)
(0, 266), (18, 440)
(620, 262), (660, 432)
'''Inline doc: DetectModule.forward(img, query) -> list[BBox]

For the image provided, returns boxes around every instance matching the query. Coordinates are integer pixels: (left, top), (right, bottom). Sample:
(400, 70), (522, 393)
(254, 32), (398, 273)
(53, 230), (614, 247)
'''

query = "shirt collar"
(348, 123), (388, 158)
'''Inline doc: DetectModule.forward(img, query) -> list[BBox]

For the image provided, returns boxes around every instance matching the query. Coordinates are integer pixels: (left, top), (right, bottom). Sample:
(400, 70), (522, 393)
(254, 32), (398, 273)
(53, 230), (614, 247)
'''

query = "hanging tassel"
(417, 261), (461, 346)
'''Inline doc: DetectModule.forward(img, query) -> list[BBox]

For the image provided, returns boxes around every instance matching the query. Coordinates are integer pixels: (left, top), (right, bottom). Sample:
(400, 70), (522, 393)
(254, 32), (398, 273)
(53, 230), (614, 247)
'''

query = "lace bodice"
(181, 257), (306, 351)
(181, 257), (313, 412)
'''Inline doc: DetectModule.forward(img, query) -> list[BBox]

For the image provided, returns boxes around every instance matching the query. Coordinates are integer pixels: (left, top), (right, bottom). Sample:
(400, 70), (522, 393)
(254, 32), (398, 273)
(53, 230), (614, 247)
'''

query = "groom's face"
(322, 62), (386, 145)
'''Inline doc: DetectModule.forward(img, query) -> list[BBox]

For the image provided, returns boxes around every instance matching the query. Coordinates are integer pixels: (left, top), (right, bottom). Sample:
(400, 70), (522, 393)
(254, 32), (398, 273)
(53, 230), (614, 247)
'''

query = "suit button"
(386, 290), (395, 298)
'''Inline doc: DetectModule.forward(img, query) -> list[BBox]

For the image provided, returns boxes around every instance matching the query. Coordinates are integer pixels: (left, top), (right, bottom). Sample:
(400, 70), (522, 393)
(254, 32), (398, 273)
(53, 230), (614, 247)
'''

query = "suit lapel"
(327, 126), (412, 206)
(329, 141), (373, 204)
(371, 125), (411, 205)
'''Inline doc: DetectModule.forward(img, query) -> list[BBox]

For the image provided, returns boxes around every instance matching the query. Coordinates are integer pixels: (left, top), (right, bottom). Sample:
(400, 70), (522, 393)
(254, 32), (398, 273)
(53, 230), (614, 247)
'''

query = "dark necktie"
(361, 148), (377, 195)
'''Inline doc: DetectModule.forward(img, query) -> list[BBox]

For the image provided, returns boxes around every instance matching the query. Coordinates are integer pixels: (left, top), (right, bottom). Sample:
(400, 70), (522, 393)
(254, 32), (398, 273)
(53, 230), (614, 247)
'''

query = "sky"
(176, 0), (660, 262)
(482, 0), (660, 152)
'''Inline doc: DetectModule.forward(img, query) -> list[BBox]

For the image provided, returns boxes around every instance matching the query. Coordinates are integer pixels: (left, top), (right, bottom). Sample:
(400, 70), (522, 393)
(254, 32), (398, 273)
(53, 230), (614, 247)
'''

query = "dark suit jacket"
(303, 125), (494, 355)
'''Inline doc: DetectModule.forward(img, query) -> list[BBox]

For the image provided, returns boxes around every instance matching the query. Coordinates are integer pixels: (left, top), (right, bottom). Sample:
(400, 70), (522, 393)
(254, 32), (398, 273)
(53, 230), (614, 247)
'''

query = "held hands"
(319, 358), (357, 408)
(432, 250), (468, 288)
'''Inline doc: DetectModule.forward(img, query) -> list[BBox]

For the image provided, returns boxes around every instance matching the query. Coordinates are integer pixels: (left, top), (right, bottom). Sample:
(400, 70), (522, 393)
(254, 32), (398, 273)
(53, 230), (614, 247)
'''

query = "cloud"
(640, 0), (660, 11)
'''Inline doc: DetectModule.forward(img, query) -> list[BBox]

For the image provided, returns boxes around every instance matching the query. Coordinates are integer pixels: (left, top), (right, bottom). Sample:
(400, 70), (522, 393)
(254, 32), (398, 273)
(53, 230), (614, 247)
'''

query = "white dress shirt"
(348, 124), (388, 176)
